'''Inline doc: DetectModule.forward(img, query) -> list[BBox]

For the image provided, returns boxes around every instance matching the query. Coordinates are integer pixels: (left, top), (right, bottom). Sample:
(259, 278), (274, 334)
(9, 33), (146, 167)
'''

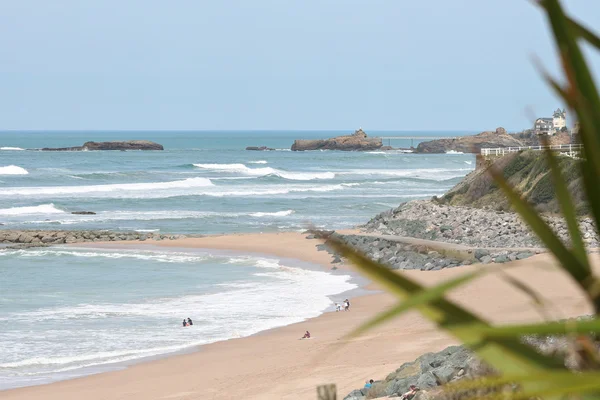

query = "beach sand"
(2, 233), (596, 400)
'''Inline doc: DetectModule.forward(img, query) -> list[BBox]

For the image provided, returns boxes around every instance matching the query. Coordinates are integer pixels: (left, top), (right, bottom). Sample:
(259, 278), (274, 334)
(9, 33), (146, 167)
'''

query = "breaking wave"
(193, 163), (334, 181)
(0, 204), (65, 216)
(0, 165), (28, 175)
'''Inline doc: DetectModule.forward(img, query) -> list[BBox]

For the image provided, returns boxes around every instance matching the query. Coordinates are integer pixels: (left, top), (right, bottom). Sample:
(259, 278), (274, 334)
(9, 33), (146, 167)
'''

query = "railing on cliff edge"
(480, 143), (583, 158)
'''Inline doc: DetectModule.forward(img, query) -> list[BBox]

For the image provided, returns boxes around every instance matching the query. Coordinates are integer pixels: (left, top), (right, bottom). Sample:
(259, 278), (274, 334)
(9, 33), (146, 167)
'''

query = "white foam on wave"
(0, 165), (28, 175)
(5, 248), (210, 264)
(0, 147), (25, 151)
(194, 163), (334, 181)
(249, 210), (294, 217)
(10, 209), (297, 225)
(446, 150), (465, 154)
(0, 204), (65, 216)
(248, 160), (268, 164)
(337, 167), (472, 181)
(0, 180), (345, 199)
(0, 177), (214, 198)
(0, 252), (356, 381)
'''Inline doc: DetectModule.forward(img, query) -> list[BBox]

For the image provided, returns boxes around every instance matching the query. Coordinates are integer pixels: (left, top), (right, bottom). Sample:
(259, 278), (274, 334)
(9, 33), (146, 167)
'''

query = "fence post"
(317, 384), (337, 400)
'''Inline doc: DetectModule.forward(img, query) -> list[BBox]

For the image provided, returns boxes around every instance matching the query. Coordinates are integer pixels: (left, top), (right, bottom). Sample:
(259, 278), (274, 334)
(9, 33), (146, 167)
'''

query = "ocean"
(0, 131), (475, 389)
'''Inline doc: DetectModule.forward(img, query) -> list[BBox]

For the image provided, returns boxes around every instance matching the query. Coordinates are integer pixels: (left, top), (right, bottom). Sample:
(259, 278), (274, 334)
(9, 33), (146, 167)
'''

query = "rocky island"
(415, 127), (523, 153)
(291, 129), (382, 151)
(41, 140), (164, 151)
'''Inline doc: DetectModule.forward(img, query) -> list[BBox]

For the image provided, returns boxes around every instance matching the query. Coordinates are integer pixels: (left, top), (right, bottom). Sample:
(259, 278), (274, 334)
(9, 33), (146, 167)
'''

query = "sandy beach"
(1, 232), (596, 400)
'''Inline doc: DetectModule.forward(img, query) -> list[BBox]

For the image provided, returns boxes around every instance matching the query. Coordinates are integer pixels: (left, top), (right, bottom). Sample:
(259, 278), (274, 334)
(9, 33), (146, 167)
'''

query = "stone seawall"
(0, 230), (186, 247)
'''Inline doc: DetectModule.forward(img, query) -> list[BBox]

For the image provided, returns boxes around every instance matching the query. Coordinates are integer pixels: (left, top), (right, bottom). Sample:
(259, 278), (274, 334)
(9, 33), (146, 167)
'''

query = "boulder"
(291, 129), (382, 151)
(474, 249), (490, 260)
(343, 389), (366, 400)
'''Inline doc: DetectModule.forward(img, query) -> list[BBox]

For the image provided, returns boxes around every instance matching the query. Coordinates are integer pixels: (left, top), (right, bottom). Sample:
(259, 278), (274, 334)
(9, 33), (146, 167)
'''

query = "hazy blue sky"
(1, 0), (599, 131)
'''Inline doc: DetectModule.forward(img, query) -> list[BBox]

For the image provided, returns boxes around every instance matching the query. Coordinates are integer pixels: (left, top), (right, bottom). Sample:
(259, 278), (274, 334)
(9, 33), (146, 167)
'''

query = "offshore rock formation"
(291, 129), (382, 151)
(246, 146), (275, 151)
(41, 141), (164, 151)
(416, 128), (523, 153)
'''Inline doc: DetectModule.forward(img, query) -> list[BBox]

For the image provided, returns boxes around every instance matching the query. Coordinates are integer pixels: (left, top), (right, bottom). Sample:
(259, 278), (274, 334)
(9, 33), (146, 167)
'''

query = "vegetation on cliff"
(440, 151), (587, 214)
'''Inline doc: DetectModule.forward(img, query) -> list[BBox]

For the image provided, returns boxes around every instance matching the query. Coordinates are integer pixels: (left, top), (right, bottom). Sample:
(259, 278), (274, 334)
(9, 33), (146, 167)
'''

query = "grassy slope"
(439, 151), (587, 214)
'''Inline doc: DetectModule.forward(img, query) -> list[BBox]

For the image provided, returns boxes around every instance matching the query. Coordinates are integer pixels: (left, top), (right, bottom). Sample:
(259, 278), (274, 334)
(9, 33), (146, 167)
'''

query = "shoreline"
(2, 232), (597, 400)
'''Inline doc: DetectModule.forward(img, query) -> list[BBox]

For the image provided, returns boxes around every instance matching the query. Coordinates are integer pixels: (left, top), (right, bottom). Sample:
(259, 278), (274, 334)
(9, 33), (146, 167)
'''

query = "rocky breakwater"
(0, 230), (185, 247)
(344, 346), (489, 400)
(416, 127), (523, 154)
(41, 140), (164, 151)
(345, 325), (599, 400)
(363, 200), (600, 249)
(329, 233), (537, 270)
(291, 129), (382, 151)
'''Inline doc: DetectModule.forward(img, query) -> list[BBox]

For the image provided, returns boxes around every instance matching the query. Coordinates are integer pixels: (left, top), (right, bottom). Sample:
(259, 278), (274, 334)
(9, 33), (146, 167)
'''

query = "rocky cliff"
(291, 129), (382, 151)
(442, 150), (587, 214)
(416, 128), (523, 153)
(41, 140), (164, 151)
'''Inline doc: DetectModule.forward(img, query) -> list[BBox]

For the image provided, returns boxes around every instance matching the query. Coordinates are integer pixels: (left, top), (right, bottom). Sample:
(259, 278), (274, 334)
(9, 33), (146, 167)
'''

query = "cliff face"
(41, 141), (164, 151)
(416, 128), (523, 153)
(441, 150), (586, 214)
(291, 129), (382, 151)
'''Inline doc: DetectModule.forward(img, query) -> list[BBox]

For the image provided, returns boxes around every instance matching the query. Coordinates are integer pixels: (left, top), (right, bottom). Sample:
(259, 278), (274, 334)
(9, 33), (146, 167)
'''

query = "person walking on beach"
(344, 299), (350, 311)
(187, 318), (193, 326)
(335, 303), (342, 312)
(182, 319), (187, 327)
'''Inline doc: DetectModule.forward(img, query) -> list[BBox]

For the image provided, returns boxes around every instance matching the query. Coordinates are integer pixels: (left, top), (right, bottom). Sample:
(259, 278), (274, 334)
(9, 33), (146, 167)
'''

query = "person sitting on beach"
(302, 331), (311, 339)
(364, 379), (374, 389)
(400, 385), (419, 400)
(182, 319), (187, 327)
(187, 318), (193, 326)
(335, 303), (342, 312)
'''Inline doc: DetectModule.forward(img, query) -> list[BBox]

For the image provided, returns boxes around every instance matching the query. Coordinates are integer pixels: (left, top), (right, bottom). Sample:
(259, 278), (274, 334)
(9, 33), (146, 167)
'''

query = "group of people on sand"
(182, 318), (193, 327)
(335, 298), (350, 312)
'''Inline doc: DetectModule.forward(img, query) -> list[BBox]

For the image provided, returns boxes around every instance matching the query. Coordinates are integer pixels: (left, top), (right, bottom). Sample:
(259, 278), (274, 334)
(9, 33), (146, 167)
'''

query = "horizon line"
(0, 128), (504, 133)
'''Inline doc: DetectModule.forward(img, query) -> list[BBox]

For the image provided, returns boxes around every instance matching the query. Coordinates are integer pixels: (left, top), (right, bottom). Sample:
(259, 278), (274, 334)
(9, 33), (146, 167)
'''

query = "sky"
(1, 0), (599, 132)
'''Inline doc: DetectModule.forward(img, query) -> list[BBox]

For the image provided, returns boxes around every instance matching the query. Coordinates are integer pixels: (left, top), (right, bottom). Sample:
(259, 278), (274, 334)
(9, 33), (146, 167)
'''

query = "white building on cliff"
(534, 108), (566, 135)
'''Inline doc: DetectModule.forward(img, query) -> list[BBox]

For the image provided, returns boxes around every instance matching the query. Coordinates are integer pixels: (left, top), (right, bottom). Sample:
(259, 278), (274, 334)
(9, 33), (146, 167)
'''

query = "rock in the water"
(245, 146), (275, 151)
(42, 140), (163, 151)
(416, 129), (523, 154)
(291, 129), (382, 151)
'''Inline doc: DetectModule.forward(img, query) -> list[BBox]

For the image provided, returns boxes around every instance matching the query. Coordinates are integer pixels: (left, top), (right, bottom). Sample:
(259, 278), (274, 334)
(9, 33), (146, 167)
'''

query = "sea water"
(0, 131), (475, 389)
(0, 246), (357, 389)
(0, 131), (474, 233)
